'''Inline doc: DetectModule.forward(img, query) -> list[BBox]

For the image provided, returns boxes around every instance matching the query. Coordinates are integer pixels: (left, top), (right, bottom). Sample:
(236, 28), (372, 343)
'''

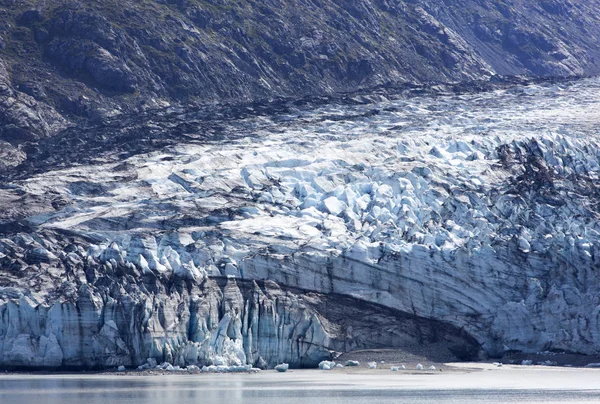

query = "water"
(2, 369), (600, 404)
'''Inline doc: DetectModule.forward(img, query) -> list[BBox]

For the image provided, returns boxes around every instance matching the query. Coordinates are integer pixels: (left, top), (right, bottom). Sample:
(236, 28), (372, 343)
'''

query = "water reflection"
(1, 374), (600, 404)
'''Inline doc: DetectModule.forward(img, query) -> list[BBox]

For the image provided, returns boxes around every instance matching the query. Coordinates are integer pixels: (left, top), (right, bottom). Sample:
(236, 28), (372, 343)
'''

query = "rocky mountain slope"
(1, 0), (600, 147)
(1, 0), (600, 370)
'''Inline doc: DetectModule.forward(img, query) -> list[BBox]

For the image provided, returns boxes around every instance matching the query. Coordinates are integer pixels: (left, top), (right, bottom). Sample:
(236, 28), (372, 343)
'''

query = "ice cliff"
(1, 78), (600, 369)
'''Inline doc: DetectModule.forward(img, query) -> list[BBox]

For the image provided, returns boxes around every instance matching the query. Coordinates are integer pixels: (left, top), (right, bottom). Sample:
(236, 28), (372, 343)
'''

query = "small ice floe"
(319, 360), (336, 370)
(369, 362), (377, 369)
(275, 363), (289, 372)
(391, 366), (399, 371)
(186, 365), (200, 371)
(401, 365), (406, 370)
(416, 363), (423, 370)
(521, 360), (533, 366)
(335, 364), (344, 368)
(585, 363), (600, 368)
(157, 362), (173, 370)
(200, 364), (259, 373)
(117, 365), (126, 372)
(428, 365), (436, 370)
(380, 361), (385, 364)
(492, 362), (503, 367)
(345, 360), (360, 367)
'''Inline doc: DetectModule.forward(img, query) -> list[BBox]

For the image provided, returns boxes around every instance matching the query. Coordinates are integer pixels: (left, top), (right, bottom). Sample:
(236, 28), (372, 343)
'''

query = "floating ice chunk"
(275, 363), (289, 372)
(401, 365), (406, 370)
(345, 360), (360, 367)
(117, 365), (126, 372)
(369, 362), (377, 369)
(585, 363), (600, 368)
(391, 366), (399, 371)
(429, 365), (436, 370)
(186, 365), (200, 371)
(319, 360), (336, 370)
(521, 360), (533, 366)
(416, 363), (423, 370)
(335, 364), (344, 368)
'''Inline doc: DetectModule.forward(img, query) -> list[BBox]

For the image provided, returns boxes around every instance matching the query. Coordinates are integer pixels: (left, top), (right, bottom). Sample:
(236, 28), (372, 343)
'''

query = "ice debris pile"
(1, 78), (600, 369)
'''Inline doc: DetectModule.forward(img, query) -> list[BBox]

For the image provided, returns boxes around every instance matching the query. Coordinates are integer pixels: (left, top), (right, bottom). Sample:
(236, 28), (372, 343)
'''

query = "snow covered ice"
(1, 78), (600, 369)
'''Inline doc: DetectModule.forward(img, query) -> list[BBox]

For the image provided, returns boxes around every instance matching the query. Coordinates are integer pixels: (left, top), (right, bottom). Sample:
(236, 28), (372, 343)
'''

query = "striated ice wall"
(0, 275), (477, 369)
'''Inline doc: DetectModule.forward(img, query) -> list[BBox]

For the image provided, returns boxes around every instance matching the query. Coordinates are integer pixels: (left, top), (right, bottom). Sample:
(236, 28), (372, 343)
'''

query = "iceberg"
(275, 363), (289, 372)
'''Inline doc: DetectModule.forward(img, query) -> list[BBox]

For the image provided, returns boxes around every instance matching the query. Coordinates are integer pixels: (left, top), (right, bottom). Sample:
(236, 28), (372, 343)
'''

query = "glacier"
(1, 78), (600, 369)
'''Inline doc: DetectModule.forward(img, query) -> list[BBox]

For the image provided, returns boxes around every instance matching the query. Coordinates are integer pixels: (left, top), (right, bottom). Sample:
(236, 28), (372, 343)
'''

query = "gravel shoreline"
(3, 348), (600, 376)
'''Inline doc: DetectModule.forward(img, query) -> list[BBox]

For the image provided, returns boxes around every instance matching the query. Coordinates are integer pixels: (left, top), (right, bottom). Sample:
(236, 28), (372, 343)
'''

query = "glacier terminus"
(1, 78), (600, 370)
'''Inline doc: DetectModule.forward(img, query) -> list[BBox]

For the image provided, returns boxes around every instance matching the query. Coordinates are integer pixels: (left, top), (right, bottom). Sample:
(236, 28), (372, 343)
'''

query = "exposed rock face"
(0, 59), (67, 145)
(1, 0), (600, 126)
(0, 78), (599, 369)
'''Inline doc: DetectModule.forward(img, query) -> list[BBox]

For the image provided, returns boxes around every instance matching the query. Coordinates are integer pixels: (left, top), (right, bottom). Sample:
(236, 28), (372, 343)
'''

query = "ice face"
(1, 78), (600, 368)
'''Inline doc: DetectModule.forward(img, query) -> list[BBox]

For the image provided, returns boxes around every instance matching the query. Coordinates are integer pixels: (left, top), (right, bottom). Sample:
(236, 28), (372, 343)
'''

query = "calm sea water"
(1, 370), (600, 404)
